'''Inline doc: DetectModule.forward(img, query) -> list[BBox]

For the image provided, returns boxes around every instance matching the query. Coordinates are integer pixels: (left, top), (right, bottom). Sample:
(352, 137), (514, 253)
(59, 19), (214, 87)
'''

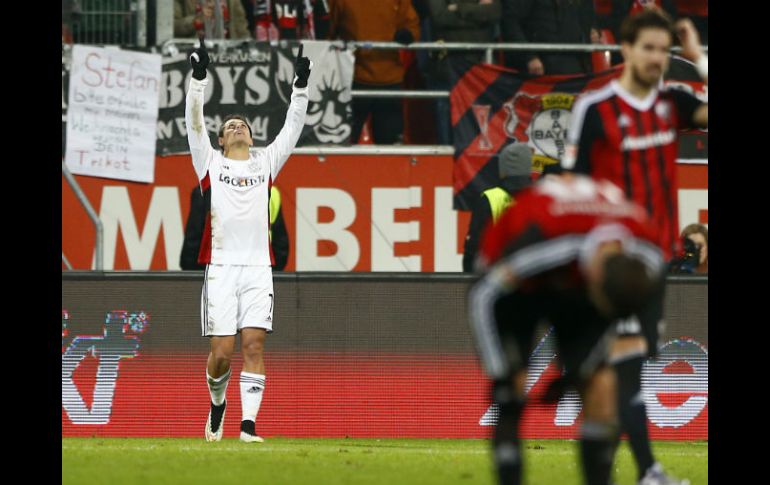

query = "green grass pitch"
(62, 438), (707, 484)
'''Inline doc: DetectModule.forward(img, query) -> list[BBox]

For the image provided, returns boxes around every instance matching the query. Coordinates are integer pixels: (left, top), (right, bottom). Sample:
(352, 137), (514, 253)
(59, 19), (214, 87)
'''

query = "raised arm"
(265, 44), (311, 178)
(675, 18), (708, 127)
(185, 35), (214, 182)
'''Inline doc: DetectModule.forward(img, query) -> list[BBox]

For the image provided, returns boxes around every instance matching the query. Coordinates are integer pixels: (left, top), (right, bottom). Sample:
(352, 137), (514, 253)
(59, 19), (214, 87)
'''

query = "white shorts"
(201, 264), (274, 337)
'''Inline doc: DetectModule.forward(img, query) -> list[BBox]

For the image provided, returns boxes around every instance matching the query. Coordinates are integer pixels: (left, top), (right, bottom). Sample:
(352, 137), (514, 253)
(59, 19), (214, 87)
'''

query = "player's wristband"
(695, 55), (708, 80)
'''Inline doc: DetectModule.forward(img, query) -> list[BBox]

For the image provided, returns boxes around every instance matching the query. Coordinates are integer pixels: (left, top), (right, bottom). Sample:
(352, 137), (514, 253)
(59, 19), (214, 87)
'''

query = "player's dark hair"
(620, 8), (674, 45)
(601, 253), (659, 319)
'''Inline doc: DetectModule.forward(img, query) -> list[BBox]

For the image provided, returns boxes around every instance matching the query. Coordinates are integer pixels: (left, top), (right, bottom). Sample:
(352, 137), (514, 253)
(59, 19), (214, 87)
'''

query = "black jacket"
(609, 0), (678, 43)
(500, 0), (596, 74)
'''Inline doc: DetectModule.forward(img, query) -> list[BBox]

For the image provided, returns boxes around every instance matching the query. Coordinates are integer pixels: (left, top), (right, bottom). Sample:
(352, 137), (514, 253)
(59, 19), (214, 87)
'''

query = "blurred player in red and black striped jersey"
(470, 173), (665, 485)
(561, 8), (706, 484)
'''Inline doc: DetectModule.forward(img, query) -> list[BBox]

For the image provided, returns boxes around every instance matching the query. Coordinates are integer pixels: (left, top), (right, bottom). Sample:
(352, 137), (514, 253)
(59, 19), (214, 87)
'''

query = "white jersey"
(185, 77), (308, 266)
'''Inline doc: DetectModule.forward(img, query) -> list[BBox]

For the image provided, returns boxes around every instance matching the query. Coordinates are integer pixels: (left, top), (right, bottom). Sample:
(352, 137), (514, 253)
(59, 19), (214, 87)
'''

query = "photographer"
(670, 223), (708, 274)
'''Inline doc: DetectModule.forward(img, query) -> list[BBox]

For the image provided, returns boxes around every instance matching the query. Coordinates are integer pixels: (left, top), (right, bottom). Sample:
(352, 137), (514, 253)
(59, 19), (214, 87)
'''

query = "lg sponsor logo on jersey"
(218, 173), (265, 188)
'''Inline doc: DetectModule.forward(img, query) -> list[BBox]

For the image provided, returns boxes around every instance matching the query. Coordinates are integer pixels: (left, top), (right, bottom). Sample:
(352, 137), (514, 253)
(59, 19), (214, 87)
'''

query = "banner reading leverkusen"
(449, 58), (708, 210)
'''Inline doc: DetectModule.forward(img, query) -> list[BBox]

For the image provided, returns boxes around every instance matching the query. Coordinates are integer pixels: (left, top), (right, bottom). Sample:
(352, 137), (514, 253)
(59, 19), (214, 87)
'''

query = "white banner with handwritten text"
(65, 45), (161, 183)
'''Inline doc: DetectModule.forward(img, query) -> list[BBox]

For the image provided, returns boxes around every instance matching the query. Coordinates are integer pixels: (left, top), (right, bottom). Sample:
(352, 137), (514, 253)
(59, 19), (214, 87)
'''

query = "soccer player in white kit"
(185, 36), (311, 443)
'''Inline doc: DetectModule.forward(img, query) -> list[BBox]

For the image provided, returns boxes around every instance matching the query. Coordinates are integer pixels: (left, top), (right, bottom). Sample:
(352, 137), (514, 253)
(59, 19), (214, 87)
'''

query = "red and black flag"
(450, 59), (621, 209)
(449, 57), (706, 210)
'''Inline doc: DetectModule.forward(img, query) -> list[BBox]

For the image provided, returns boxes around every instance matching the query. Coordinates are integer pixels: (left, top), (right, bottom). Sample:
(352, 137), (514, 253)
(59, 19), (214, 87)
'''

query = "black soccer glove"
(190, 35), (210, 81)
(393, 28), (414, 45)
(293, 44), (312, 88)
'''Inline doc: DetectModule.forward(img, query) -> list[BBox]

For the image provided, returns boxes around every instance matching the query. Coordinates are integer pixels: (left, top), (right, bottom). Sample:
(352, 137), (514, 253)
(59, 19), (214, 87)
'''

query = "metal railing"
(353, 40), (625, 65)
(70, 0), (146, 47)
(349, 41), (707, 98)
(161, 39), (707, 99)
(62, 161), (103, 271)
(163, 38), (707, 55)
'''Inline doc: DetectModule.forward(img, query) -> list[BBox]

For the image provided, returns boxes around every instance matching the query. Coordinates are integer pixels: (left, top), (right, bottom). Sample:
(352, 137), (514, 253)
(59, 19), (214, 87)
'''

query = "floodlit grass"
(62, 438), (707, 485)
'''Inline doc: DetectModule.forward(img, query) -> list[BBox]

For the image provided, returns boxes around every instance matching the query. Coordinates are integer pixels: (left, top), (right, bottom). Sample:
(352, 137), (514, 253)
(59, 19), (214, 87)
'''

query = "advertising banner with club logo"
(450, 58), (708, 210)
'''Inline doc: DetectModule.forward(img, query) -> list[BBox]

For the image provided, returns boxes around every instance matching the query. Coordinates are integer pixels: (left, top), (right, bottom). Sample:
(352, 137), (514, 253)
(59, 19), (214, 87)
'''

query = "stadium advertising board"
(62, 155), (707, 271)
(62, 275), (707, 440)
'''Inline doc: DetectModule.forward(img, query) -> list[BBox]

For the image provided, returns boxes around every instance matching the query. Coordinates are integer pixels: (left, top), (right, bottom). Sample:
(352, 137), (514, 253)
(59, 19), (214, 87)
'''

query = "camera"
(669, 237), (701, 274)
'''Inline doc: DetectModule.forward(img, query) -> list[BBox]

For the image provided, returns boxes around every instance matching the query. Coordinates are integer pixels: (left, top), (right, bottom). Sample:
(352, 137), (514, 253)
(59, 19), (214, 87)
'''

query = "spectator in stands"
(463, 143), (532, 272)
(413, 0), (434, 70)
(500, 0), (600, 75)
(679, 223), (708, 274)
(267, 186), (290, 270)
(247, 0), (328, 40)
(181, 185), (290, 271)
(272, 0), (308, 39)
(329, 0), (420, 144)
(241, 0), (256, 38)
(311, 0), (332, 39)
(62, 0), (81, 44)
(279, 0), (323, 39)
(609, 1), (678, 49)
(426, 0), (502, 145)
(305, 0), (331, 40)
(175, 0), (251, 39)
(411, 0), (434, 85)
(249, 0), (276, 39)
(180, 185), (210, 270)
(413, 0), (433, 28)
(675, 0), (707, 44)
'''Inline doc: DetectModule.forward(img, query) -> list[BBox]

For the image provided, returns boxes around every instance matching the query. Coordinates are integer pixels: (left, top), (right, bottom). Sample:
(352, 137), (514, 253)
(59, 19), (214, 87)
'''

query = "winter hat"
(499, 143), (532, 178)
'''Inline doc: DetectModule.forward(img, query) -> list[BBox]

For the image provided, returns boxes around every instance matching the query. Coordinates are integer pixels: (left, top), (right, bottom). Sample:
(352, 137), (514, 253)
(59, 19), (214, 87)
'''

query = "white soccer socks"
(205, 368), (231, 442)
(204, 369), (267, 441)
(240, 372), (266, 422)
(206, 368), (231, 406)
(240, 372), (266, 442)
